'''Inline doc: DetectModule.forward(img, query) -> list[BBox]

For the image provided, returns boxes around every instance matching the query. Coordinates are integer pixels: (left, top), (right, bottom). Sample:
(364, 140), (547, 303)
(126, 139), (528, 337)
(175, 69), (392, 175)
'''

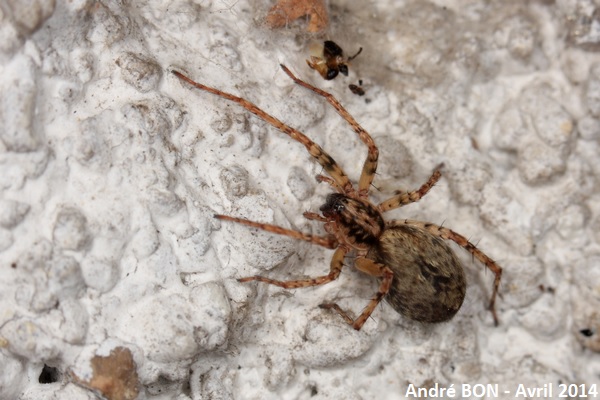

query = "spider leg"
(399, 219), (502, 326)
(378, 168), (442, 213)
(316, 175), (344, 193)
(320, 257), (393, 330)
(172, 70), (354, 195)
(280, 65), (378, 198)
(238, 247), (347, 288)
(215, 214), (337, 249)
(302, 211), (328, 222)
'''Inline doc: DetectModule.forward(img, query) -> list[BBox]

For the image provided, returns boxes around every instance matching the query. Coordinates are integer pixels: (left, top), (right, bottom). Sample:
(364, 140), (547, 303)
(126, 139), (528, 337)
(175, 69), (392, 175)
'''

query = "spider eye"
(320, 193), (346, 216)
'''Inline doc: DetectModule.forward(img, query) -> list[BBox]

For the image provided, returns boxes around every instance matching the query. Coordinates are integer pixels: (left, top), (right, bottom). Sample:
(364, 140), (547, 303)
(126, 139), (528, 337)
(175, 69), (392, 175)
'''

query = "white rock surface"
(1, 0), (599, 399)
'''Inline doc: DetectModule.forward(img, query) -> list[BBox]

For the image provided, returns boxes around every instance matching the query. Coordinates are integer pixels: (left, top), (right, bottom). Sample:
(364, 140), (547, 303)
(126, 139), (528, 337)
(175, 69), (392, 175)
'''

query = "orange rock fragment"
(266, 0), (329, 33)
(72, 347), (140, 400)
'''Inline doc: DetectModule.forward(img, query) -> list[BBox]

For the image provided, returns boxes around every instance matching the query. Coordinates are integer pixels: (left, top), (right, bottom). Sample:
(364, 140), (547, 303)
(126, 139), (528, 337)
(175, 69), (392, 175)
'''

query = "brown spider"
(172, 65), (502, 330)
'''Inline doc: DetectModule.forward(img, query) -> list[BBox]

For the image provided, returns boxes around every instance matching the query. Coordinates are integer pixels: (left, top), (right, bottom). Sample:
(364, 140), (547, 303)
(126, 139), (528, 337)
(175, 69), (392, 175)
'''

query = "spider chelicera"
(172, 65), (502, 330)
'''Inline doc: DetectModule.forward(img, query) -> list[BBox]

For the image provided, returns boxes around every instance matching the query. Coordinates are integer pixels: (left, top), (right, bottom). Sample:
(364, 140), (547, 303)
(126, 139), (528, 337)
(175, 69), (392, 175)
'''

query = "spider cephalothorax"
(320, 193), (384, 248)
(172, 65), (502, 330)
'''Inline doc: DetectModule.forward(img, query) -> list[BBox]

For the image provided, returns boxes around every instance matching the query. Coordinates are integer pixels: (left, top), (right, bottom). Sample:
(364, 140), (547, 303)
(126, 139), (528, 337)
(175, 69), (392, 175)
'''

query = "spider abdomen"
(367, 224), (467, 323)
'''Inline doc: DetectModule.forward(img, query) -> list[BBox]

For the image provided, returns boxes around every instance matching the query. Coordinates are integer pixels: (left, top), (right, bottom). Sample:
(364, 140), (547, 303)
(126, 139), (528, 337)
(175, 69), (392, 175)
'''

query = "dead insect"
(172, 65), (502, 330)
(307, 40), (362, 80)
(349, 80), (365, 96)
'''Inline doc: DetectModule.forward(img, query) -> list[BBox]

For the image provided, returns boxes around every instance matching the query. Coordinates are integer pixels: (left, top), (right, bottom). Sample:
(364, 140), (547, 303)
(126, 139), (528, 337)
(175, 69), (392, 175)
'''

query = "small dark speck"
(310, 385), (318, 396)
(580, 329), (594, 337)
(348, 84), (365, 96)
(11, 263), (16, 269)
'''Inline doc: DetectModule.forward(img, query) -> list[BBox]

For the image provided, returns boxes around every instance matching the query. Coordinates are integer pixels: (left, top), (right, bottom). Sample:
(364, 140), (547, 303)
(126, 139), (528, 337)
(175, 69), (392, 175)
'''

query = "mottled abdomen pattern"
(367, 224), (467, 323)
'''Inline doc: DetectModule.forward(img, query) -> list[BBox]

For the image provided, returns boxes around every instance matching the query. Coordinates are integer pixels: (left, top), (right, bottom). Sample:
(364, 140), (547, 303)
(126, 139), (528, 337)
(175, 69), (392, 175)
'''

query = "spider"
(172, 65), (502, 330)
